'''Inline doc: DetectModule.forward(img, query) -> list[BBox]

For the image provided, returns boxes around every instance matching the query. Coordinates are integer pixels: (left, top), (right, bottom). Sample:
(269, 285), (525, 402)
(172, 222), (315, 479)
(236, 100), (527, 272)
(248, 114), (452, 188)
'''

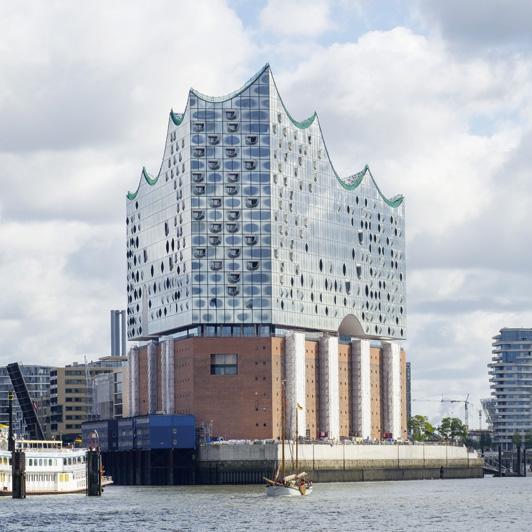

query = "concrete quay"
(196, 442), (484, 484)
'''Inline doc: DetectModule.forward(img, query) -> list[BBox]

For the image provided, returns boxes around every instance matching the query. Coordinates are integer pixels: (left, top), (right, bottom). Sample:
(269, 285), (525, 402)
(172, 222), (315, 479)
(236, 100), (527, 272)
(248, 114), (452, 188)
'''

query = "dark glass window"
(210, 354), (238, 375)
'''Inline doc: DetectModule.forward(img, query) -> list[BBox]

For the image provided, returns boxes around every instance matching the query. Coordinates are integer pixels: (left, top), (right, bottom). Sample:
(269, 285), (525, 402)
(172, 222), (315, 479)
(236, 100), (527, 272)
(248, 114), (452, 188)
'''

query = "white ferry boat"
(0, 439), (112, 496)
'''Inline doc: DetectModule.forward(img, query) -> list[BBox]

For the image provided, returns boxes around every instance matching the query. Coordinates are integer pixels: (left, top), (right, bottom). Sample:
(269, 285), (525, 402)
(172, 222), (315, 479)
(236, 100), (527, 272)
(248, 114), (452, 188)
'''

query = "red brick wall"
(338, 343), (351, 438)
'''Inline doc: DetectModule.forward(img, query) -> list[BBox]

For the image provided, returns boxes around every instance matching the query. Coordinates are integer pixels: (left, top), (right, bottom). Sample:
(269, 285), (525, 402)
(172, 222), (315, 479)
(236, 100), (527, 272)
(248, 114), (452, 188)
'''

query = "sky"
(1, 0), (532, 427)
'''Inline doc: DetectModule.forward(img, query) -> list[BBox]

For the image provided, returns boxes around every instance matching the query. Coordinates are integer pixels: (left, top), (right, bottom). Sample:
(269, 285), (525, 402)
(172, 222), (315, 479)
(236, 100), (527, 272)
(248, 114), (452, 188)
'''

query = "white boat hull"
(266, 484), (313, 497)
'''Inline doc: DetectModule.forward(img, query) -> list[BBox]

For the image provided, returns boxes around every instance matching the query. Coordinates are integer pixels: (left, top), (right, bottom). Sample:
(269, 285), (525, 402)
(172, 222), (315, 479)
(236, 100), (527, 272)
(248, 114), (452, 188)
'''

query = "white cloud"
(259, 0), (334, 36)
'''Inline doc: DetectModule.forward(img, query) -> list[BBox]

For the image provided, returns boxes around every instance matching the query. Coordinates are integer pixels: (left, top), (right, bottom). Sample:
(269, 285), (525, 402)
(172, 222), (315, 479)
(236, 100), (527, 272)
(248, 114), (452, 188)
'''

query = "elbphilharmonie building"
(126, 65), (408, 441)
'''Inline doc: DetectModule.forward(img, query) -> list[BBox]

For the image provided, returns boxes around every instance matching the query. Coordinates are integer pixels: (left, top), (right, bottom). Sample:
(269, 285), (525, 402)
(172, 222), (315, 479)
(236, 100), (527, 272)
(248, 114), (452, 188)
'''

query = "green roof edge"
(127, 167), (158, 201)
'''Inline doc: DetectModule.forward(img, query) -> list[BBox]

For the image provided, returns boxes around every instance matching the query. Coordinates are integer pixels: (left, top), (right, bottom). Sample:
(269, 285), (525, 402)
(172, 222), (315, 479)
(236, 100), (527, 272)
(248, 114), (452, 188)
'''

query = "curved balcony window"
(225, 185), (238, 195)
(225, 110), (238, 120)
(208, 160), (220, 170)
(193, 185), (205, 195)
(227, 172), (239, 183)
(210, 198), (222, 208)
(227, 286), (239, 296)
(226, 223), (239, 233)
(228, 273), (240, 283)
(193, 248), (206, 259)
(209, 223), (222, 233)
(227, 248), (241, 259)
(227, 210), (240, 221)
(193, 122), (205, 132)
(245, 198), (259, 208)
(225, 148), (237, 158)
(247, 261), (259, 271)
(245, 135), (258, 145)
(192, 210), (204, 221)
(209, 236), (221, 246)
(193, 148), (205, 158)
(227, 123), (238, 132)
(208, 135), (220, 145)
(192, 173), (204, 183)
(210, 261), (223, 271)
(244, 160), (257, 170)
(245, 236), (257, 246)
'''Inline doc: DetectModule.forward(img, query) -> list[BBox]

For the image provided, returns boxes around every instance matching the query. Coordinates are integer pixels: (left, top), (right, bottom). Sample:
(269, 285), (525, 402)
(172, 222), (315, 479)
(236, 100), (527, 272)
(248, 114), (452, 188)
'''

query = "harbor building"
(489, 328), (532, 449)
(50, 356), (127, 442)
(126, 65), (407, 441)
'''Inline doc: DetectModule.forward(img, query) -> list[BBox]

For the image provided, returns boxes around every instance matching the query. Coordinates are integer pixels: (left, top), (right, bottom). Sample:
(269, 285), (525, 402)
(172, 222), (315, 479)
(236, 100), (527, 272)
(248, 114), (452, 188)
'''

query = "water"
(2, 477), (531, 531)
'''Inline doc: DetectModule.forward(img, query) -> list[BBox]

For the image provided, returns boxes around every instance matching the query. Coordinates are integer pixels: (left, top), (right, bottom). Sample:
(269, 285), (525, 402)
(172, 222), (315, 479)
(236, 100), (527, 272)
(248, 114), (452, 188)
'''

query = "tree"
(512, 432), (522, 449)
(438, 417), (467, 444)
(408, 415), (435, 442)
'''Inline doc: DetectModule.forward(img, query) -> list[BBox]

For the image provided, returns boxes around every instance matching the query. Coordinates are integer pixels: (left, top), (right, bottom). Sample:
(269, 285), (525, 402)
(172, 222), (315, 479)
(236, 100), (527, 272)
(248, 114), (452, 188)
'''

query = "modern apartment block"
(126, 65), (407, 441)
(489, 328), (532, 449)
(50, 356), (127, 442)
(0, 365), (53, 438)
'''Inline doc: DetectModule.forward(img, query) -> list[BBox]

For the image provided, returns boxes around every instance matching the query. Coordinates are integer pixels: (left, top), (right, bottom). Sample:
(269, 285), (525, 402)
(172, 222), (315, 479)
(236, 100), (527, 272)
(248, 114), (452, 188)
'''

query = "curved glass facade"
(126, 65), (406, 341)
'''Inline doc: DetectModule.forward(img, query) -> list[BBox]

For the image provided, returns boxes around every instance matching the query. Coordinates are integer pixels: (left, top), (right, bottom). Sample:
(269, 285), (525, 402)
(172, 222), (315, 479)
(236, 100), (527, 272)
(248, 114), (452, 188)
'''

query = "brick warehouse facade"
(129, 335), (407, 441)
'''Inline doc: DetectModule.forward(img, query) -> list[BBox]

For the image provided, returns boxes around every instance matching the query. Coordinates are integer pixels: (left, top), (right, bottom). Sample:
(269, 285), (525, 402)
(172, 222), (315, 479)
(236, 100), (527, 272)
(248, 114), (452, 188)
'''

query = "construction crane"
(413, 394), (472, 426)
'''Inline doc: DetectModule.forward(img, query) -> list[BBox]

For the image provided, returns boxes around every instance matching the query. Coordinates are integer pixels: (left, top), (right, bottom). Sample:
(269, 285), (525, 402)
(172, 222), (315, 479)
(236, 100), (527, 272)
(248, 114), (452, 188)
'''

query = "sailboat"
(264, 383), (313, 497)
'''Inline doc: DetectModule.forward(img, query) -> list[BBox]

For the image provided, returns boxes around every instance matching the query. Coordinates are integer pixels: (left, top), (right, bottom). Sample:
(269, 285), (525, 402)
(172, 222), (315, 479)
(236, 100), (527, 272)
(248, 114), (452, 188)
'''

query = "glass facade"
(489, 328), (532, 449)
(126, 65), (406, 341)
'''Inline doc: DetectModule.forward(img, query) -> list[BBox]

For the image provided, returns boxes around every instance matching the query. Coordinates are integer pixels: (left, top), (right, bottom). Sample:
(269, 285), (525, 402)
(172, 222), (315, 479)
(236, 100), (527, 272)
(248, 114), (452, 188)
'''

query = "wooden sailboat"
(264, 382), (313, 497)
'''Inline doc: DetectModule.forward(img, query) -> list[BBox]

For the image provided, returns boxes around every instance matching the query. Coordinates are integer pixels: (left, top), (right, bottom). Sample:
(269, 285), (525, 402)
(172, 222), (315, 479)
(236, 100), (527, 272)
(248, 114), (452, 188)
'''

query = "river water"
(2, 476), (531, 531)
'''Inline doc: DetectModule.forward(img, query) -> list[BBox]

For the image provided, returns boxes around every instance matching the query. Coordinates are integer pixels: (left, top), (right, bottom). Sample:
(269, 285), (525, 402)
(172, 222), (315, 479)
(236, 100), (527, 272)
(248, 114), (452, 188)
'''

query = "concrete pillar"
(110, 310), (119, 356)
(382, 341), (402, 439)
(285, 331), (306, 440)
(351, 339), (371, 439)
(129, 346), (139, 417)
(319, 334), (340, 441)
(147, 341), (158, 414)
(160, 337), (175, 414)
(120, 310), (127, 356)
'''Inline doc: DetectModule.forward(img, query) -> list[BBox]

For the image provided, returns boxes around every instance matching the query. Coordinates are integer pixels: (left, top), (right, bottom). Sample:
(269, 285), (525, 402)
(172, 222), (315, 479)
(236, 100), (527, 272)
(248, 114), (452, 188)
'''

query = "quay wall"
(196, 443), (483, 484)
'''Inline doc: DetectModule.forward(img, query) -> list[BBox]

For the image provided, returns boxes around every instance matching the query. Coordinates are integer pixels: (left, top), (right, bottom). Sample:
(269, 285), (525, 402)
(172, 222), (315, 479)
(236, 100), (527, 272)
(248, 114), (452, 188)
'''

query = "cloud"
(414, 0), (532, 50)
(259, 0), (334, 36)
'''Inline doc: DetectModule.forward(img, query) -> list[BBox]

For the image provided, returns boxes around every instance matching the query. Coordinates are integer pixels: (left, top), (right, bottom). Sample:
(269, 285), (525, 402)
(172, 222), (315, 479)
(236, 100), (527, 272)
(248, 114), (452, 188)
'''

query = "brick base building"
(128, 333), (407, 441)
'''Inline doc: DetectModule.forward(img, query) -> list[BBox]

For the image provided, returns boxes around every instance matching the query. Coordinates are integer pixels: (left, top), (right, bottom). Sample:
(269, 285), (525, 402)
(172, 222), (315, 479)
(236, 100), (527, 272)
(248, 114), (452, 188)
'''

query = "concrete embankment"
(196, 443), (483, 484)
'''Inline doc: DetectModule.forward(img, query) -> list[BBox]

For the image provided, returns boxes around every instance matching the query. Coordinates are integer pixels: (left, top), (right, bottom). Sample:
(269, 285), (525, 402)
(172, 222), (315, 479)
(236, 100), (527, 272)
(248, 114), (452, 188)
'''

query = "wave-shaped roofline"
(127, 64), (404, 208)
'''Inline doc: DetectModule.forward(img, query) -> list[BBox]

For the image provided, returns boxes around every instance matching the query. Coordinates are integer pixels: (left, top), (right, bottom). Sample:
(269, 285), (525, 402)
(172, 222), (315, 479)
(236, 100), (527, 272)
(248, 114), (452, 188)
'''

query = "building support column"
(285, 331), (306, 440)
(319, 334), (340, 441)
(161, 337), (175, 414)
(129, 346), (139, 417)
(351, 338), (371, 439)
(382, 341), (402, 439)
(147, 341), (158, 414)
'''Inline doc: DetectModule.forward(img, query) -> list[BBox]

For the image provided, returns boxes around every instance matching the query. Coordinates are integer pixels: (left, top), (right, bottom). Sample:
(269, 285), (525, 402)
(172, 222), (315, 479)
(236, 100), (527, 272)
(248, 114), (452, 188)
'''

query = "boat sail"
(264, 382), (313, 497)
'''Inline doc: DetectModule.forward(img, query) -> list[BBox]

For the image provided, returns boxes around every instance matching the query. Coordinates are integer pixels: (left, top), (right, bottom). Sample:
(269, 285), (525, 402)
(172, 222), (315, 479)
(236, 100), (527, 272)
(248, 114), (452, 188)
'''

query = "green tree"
(438, 417), (468, 444)
(512, 431), (522, 448)
(408, 415), (435, 442)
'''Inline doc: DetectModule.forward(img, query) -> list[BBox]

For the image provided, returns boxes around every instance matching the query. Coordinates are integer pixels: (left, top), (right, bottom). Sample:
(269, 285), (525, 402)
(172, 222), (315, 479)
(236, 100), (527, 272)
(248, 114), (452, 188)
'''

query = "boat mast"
(281, 380), (286, 480)
(295, 404), (299, 471)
